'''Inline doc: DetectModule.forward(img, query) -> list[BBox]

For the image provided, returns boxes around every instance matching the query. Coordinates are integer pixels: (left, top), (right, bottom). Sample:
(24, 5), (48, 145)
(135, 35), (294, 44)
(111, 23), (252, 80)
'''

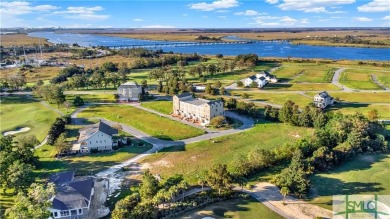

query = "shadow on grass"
(262, 84), (293, 90)
(0, 95), (37, 104)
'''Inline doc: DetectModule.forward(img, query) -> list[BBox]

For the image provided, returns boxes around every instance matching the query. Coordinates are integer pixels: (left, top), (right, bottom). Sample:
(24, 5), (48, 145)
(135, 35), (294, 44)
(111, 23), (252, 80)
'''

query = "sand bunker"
(3, 127), (31, 136)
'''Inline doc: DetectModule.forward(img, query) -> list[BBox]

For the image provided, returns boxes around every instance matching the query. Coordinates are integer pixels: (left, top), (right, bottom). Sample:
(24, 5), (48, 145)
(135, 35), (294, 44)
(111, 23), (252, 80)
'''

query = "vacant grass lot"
(340, 68), (384, 90)
(141, 121), (312, 183)
(232, 91), (312, 107)
(262, 83), (341, 91)
(273, 62), (335, 83)
(141, 100), (173, 115)
(180, 198), (284, 219)
(309, 154), (390, 210)
(0, 66), (61, 83)
(0, 95), (59, 141)
(328, 104), (390, 119)
(0, 34), (52, 47)
(78, 104), (204, 140)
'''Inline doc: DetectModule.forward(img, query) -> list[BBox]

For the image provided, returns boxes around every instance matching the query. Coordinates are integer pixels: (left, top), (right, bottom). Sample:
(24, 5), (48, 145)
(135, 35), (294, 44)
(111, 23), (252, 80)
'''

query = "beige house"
(117, 82), (142, 101)
(313, 91), (335, 109)
(173, 93), (224, 124)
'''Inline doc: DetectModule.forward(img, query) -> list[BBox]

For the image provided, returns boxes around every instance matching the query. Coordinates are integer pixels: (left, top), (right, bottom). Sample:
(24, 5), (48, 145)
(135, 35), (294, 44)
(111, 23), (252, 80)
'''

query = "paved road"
(371, 74), (389, 90)
(331, 68), (353, 91)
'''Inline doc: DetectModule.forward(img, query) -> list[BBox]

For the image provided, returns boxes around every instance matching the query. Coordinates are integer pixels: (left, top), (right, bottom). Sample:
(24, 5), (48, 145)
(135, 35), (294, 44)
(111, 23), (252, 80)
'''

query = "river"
(29, 32), (390, 61)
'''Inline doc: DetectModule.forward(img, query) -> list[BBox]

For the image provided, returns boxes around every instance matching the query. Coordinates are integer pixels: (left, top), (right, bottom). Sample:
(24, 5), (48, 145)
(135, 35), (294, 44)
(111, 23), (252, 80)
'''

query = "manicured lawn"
(262, 83), (341, 91)
(327, 103), (390, 119)
(0, 95), (59, 142)
(273, 62), (335, 83)
(140, 121), (312, 184)
(66, 93), (116, 103)
(340, 68), (383, 90)
(307, 92), (390, 103)
(232, 91), (312, 107)
(141, 100), (173, 115)
(309, 154), (390, 210)
(180, 198), (284, 219)
(78, 104), (204, 140)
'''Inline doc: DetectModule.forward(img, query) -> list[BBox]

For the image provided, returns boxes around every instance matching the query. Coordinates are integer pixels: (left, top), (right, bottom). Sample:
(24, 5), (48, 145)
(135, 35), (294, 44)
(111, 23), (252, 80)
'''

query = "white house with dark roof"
(71, 121), (118, 153)
(117, 81), (142, 101)
(49, 171), (94, 219)
(244, 71), (277, 88)
(313, 91), (335, 109)
(173, 93), (224, 124)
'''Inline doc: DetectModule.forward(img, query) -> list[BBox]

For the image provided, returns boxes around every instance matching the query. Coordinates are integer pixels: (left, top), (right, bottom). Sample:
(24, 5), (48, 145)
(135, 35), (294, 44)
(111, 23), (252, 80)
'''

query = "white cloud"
(142, 25), (176, 28)
(216, 10), (229, 13)
(218, 15), (227, 19)
(133, 18), (144, 22)
(253, 15), (309, 26)
(0, 1), (59, 15)
(189, 0), (239, 11)
(354, 17), (373, 22)
(382, 15), (390, 20)
(234, 10), (262, 16)
(53, 6), (109, 20)
(357, 0), (389, 12)
(276, 0), (355, 13)
(266, 0), (279, 4)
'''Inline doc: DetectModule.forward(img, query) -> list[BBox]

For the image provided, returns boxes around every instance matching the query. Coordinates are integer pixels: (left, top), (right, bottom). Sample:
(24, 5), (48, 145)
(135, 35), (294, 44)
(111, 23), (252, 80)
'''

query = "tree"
(8, 161), (34, 192)
(5, 183), (55, 219)
(50, 86), (66, 108)
(367, 109), (379, 121)
(236, 81), (244, 87)
(47, 117), (66, 145)
(230, 154), (251, 177)
(241, 93), (249, 99)
(73, 96), (84, 106)
(214, 80), (222, 88)
(205, 83), (213, 95)
(54, 133), (69, 156)
(102, 61), (118, 72)
(280, 187), (290, 204)
(219, 87), (225, 95)
(207, 164), (233, 195)
(112, 193), (141, 219)
(139, 170), (159, 200)
(279, 100), (295, 124)
(250, 81), (258, 88)
(225, 98), (237, 110)
(210, 116), (226, 128)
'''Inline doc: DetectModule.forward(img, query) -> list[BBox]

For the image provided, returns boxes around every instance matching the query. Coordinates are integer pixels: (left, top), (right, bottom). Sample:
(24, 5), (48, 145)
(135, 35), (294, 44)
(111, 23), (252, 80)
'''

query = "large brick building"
(173, 93), (224, 124)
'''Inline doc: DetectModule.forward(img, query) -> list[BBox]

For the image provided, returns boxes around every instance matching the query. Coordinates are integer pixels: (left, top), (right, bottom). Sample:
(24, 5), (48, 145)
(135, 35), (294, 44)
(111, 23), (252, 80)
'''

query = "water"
(29, 32), (390, 61)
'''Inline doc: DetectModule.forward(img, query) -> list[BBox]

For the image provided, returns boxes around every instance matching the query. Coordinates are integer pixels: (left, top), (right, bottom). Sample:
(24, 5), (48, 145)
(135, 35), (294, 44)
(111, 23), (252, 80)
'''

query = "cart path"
(331, 68), (353, 92)
(371, 74), (389, 90)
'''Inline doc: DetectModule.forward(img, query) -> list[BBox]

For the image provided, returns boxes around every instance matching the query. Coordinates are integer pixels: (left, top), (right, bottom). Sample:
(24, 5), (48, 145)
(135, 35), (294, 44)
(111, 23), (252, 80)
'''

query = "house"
(244, 71), (277, 88)
(173, 93), (224, 124)
(71, 121), (118, 153)
(49, 171), (94, 219)
(117, 82), (142, 101)
(313, 91), (335, 109)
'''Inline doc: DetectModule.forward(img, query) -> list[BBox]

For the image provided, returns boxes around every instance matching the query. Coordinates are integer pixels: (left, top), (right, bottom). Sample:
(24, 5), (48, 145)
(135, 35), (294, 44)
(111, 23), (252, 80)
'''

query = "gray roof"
(248, 75), (257, 80)
(79, 121), (118, 142)
(184, 98), (210, 106)
(259, 76), (266, 81)
(118, 82), (140, 89)
(175, 92), (192, 98)
(52, 178), (94, 211)
(258, 71), (270, 76)
(48, 171), (74, 186)
(317, 91), (331, 98)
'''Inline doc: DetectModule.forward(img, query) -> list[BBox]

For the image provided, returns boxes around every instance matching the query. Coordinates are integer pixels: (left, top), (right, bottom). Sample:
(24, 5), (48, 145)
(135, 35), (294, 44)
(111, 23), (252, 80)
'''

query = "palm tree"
(280, 187), (290, 204)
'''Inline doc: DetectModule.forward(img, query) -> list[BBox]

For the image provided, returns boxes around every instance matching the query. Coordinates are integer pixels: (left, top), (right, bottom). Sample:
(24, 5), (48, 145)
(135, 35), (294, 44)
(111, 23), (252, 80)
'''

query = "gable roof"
(175, 92), (192, 98)
(316, 91), (331, 98)
(78, 121), (118, 142)
(48, 171), (74, 186)
(248, 75), (257, 80)
(52, 178), (94, 211)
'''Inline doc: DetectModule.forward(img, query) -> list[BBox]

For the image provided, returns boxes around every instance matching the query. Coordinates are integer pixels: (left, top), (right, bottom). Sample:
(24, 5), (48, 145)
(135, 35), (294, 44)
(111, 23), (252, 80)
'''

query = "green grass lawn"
(141, 100), (173, 115)
(340, 68), (383, 90)
(327, 103), (390, 119)
(0, 95), (60, 142)
(309, 154), (390, 210)
(180, 197), (284, 219)
(273, 62), (335, 83)
(78, 104), (204, 141)
(232, 91), (312, 107)
(262, 83), (341, 91)
(140, 121), (312, 184)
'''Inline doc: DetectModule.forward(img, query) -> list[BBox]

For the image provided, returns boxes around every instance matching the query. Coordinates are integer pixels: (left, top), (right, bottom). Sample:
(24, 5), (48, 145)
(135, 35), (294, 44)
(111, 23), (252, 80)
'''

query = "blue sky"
(1, 0), (389, 28)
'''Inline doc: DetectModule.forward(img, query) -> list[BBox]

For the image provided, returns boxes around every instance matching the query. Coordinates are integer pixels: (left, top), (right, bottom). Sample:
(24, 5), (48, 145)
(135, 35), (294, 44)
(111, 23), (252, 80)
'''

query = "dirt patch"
(289, 132), (301, 138)
(151, 159), (173, 168)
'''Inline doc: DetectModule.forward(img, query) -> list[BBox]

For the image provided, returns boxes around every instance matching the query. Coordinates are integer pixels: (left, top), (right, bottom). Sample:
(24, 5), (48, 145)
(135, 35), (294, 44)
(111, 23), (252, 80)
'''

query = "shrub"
(210, 116), (226, 128)
(73, 96), (84, 106)
(236, 81), (244, 87)
(90, 149), (99, 153)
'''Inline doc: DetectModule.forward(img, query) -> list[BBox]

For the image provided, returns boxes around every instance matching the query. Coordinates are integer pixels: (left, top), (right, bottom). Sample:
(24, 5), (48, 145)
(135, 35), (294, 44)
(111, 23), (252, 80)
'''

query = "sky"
(1, 0), (389, 28)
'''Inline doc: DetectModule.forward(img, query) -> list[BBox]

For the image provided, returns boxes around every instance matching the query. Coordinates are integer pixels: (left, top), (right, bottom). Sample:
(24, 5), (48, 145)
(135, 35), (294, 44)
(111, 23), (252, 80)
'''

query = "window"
(89, 141), (91, 144)
(53, 212), (58, 217)
(100, 141), (102, 143)
(78, 209), (82, 214)
(60, 211), (69, 216)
